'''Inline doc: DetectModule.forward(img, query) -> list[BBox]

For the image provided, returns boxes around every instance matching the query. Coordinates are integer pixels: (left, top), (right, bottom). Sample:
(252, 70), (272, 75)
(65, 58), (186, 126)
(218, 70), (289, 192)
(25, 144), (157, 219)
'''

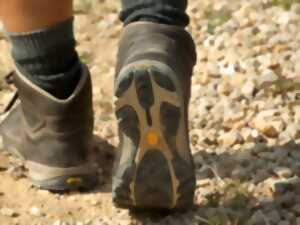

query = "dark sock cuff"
(7, 17), (78, 76)
(16, 61), (82, 99)
(6, 18), (82, 99)
(120, 1), (190, 27)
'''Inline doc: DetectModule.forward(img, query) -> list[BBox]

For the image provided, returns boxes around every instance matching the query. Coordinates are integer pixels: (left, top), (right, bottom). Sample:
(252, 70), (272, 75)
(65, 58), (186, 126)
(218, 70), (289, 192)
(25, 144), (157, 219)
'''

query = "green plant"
(271, 0), (300, 10)
(205, 178), (255, 210)
(206, 7), (232, 34)
(79, 52), (93, 65)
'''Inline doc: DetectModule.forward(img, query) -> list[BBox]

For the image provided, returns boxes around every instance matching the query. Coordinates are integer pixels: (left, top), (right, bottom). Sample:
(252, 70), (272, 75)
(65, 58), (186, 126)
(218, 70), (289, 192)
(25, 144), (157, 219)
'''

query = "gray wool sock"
(7, 18), (81, 99)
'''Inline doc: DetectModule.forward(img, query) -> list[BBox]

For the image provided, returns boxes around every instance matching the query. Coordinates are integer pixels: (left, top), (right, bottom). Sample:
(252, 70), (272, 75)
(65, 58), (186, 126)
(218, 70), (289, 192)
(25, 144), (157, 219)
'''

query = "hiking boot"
(112, 22), (197, 210)
(0, 64), (97, 191)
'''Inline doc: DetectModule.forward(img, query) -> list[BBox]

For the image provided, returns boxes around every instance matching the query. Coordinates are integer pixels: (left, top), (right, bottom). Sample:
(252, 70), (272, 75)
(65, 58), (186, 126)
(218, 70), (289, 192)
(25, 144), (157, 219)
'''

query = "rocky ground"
(1, 0), (300, 224)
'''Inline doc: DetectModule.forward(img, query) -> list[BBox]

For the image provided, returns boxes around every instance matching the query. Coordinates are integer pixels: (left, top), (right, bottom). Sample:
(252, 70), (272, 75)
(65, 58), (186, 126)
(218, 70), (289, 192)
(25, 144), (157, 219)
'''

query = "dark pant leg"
(120, 0), (189, 27)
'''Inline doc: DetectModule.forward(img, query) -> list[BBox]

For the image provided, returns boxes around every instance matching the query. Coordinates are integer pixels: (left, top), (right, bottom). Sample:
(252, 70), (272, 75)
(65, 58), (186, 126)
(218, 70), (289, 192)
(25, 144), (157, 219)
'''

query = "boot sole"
(2, 139), (97, 191)
(113, 60), (195, 210)
(31, 174), (97, 191)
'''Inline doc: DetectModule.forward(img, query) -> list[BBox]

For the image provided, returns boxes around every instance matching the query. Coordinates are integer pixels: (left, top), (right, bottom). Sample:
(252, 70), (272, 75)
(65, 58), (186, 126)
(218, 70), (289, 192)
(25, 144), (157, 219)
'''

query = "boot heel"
(113, 61), (195, 210)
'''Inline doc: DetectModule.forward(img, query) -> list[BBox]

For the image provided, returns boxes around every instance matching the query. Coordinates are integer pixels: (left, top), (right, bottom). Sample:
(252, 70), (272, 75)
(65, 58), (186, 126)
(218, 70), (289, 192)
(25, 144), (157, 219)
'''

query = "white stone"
(252, 115), (284, 138)
(206, 62), (220, 76)
(292, 3), (300, 14)
(258, 24), (277, 35)
(241, 80), (256, 96)
(259, 69), (278, 86)
(277, 12), (298, 26)
(273, 167), (293, 178)
(76, 222), (84, 225)
(295, 62), (300, 74)
(219, 63), (236, 76)
(29, 206), (43, 217)
(218, 130), (241, 147)
(0, 207), (16, 217)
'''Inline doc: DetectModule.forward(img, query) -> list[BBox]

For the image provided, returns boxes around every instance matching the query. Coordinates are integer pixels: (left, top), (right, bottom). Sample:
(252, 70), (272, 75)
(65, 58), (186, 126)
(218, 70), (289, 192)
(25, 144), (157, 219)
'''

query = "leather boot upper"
(0, 64), (94, 168)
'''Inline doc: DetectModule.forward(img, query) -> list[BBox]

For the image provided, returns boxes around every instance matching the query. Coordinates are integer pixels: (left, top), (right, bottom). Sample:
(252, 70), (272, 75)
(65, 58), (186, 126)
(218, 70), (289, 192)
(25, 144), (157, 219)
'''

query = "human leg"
(1, 0), (80, 99)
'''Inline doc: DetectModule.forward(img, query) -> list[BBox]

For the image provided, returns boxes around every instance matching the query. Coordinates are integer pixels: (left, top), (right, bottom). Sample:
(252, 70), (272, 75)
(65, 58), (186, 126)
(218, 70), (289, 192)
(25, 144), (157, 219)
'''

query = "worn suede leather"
(0, 64), (94, 168)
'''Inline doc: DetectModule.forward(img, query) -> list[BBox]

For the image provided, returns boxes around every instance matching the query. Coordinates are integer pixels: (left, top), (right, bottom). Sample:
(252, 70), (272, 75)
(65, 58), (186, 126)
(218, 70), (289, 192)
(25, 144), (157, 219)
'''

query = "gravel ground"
(1, 0), (300, 224)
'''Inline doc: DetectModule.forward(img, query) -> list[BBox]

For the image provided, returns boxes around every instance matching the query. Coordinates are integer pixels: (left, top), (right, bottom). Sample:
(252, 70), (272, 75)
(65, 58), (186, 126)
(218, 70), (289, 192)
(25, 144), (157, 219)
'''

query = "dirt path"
(1, 0), (300, 224)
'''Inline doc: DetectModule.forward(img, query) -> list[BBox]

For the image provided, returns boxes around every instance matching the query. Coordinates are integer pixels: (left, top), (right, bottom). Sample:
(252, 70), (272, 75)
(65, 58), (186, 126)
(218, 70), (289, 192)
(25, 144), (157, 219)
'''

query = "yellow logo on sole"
(66, 177), (83, 185)
(146, 131), (159, 146)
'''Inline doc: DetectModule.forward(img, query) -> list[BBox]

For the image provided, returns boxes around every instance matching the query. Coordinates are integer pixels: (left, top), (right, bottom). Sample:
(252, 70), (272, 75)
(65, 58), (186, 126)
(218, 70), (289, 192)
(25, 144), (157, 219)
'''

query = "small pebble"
(273, 167), (293, 178)
(29, 206), (43, 217)
(0, 207), (17, 217)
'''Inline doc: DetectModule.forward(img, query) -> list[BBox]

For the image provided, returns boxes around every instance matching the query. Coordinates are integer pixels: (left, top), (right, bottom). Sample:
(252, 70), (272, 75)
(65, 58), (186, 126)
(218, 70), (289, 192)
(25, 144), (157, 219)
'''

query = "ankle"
(7, 18), (80, 99)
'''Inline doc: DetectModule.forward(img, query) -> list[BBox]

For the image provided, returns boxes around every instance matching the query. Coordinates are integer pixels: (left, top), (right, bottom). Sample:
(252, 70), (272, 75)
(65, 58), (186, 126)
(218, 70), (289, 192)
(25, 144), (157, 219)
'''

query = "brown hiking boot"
(113, 22), (197, 210)
(0, 64), (97, 191)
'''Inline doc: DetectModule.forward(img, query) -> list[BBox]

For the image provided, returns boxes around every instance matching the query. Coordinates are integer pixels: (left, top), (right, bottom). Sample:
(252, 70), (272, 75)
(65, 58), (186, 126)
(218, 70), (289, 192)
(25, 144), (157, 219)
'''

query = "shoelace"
(1, 71), (19, 115)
